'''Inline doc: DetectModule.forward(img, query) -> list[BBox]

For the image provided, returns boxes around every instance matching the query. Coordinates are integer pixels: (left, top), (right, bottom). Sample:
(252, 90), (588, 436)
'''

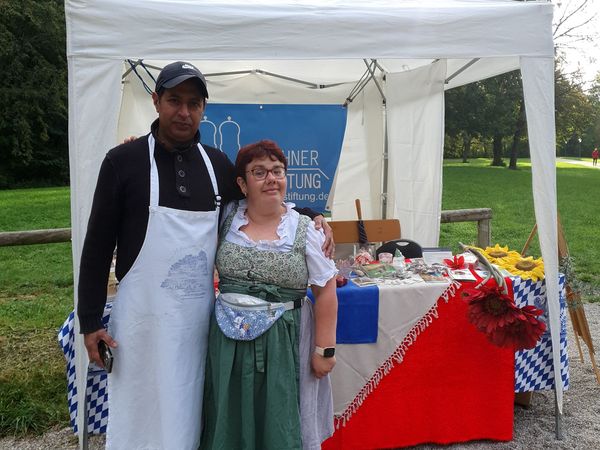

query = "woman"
(201, 140), (338, 450)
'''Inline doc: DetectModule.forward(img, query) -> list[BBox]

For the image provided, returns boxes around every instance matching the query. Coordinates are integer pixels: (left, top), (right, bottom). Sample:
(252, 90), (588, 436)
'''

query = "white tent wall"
(65, 1), (559, 445)
(327, 82), (385, 220)
(520, 56), (561, 412)
(66, 56), (124, 441)
(387, 61), (447, 245)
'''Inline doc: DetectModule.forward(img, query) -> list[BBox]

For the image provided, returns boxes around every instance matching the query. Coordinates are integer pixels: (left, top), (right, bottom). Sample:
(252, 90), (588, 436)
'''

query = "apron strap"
(197, 143), (221, 209)
(147, 134), (160, 207)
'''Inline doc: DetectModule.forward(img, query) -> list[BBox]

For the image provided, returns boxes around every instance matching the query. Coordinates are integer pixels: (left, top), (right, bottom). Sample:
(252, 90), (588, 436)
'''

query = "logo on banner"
(200, 104), (347, 212)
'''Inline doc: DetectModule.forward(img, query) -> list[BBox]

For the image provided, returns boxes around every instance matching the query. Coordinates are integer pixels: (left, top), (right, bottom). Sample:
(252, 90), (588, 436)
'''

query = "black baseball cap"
(155, 61), (209, 98)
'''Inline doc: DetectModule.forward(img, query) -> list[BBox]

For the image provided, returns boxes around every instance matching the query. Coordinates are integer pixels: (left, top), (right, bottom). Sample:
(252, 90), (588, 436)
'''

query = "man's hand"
(313, 215), (335, 258)
(84, 329), (118, 368)
(123, 136), (137, 144)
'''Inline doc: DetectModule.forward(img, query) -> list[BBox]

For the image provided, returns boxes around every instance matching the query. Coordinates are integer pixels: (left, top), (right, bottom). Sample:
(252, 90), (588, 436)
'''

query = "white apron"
(106, 134), (220, 450)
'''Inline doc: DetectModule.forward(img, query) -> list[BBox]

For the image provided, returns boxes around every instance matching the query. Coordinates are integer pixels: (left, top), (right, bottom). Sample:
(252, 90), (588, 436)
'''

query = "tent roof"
(66, 0), (554, 62)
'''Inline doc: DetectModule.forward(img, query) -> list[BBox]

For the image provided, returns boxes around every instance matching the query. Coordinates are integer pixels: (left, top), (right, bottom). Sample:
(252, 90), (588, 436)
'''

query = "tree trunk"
(491, 134), (504, 166)
(509, 99), (526, 170)
(462, 133), (472, 163)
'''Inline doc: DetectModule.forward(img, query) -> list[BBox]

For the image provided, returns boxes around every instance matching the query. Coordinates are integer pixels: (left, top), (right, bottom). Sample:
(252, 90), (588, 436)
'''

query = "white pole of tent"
(362, 59), (388, 219)
(520, 55), (563, 438)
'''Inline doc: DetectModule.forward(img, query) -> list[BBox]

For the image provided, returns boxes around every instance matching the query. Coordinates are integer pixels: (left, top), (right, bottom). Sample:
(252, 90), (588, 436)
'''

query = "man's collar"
(150, 119), (200, 153)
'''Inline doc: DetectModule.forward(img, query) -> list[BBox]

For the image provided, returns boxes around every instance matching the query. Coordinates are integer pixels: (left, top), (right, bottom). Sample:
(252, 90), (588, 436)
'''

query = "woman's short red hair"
(235, 140), (287, 179)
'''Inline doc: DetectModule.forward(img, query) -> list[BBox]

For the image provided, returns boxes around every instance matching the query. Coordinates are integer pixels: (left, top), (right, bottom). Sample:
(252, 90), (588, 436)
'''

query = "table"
(59, 275), (568, 440)
(513, 274), (569, 392)
(322, 280), (515, 450)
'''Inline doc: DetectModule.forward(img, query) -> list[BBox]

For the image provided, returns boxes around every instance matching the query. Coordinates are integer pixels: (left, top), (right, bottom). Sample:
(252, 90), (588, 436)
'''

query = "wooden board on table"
(329, 219), (401, 244)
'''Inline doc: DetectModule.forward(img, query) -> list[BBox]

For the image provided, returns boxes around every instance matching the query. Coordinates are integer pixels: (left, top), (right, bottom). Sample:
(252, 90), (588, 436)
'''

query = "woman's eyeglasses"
(246, 167), (287, 180)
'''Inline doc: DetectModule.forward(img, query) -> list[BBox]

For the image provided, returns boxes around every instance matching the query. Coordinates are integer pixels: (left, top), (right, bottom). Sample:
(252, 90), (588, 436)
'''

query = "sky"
(554, 0), (600, 88)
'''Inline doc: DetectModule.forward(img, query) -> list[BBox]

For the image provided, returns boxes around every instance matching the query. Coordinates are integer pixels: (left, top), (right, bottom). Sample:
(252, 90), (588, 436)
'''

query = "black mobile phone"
(98, 340), (114, 373)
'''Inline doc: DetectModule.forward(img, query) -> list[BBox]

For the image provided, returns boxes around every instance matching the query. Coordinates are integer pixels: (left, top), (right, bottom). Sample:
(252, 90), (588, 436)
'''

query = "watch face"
(323, 347), (335, 358)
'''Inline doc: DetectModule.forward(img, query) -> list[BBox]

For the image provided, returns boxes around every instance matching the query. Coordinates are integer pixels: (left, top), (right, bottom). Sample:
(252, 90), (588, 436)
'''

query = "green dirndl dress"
(200, 213), (312, 450)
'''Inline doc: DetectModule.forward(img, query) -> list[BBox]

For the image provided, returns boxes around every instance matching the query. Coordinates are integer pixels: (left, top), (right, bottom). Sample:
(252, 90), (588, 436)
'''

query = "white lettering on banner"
(286, 171), (322, 189)
(286, 150), (320, 166)
(285, 192), (329, 203)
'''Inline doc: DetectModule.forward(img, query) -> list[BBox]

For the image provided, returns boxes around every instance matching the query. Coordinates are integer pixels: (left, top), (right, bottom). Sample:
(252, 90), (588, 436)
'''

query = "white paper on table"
(422, 250), (453, 265)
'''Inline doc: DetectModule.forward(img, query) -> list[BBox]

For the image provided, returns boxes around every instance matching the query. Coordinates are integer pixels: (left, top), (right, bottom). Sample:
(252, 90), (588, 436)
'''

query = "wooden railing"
(440, 208), (492, 248)
(0, 208), (492, 248)
(0, 228), (71, 247)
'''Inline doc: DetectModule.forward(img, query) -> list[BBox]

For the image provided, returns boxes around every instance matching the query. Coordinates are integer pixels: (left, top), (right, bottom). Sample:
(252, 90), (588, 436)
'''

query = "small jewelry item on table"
(378, 252), (394, 264)
(355, 247), (375, 265)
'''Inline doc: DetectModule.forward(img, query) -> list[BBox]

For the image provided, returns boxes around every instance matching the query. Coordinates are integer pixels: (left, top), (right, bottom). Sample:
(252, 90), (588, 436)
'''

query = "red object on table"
(322, 285), (515, 450)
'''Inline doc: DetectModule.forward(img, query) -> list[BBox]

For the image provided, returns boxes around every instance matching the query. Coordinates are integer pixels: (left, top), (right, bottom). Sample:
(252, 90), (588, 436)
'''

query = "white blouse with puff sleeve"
(224, 201), (337, 287)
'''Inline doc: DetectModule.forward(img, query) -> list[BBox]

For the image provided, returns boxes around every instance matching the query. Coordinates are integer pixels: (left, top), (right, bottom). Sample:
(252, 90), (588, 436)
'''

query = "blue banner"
(200, 104), (347, 212)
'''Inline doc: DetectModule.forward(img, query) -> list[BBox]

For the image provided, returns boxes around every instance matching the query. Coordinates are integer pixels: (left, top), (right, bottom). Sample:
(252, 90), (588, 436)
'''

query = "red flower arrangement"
(461, 283), (546, 351)
(444, 255), (466, 270)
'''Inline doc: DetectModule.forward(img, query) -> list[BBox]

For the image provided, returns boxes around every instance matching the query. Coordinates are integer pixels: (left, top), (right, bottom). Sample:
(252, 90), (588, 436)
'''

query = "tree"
(478, 72), (523, 167)
(0, 0), (68, 188)
(445, 84), (483, 162)
(554, 64), (596, 156)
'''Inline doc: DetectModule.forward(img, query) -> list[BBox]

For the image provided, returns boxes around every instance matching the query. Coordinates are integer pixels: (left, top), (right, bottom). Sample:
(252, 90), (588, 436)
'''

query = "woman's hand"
(311, 278), (337, 378)
(311, 353), (336, 378)
(313, 215), (335, 258)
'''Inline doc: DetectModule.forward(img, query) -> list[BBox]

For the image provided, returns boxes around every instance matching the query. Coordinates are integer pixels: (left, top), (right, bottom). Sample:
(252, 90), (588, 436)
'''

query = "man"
(78, 61), (333, 449)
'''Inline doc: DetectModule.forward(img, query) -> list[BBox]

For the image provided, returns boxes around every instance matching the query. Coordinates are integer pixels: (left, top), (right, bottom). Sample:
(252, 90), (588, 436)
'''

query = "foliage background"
(0, 0), (68, 189)
(1, 1), (599, 188)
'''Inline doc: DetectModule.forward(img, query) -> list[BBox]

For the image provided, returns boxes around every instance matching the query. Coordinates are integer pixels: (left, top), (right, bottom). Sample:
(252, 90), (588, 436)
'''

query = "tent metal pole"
(208, 69), (346, 89)
(363, 59), (386, 103)
(363, 59), (388, 219)
(122, 59), (142, 78)
(445, 58), (480, 84)
(554, 390), (564, 439)
(382, 102), (389, 219)
(344, 65), (374, 105)
(124, 64), (345, 90)
(81, 386), (89, 450)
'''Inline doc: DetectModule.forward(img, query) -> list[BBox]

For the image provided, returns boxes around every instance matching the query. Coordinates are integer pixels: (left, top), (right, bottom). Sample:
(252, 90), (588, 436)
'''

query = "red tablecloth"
(323, 287), (515, 450)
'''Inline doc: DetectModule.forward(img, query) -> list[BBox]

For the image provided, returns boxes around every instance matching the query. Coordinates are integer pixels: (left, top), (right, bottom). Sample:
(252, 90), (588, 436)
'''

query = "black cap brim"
(160, 74), (209, 98)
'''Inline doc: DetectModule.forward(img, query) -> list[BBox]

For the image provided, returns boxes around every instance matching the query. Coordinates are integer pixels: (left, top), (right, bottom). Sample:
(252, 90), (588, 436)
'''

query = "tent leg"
(554, 390), (563, 440)
(79, 367), (89, 450)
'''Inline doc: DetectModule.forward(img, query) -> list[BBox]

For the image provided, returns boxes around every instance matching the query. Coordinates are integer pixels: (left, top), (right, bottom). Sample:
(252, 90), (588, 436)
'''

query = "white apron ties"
(106, 134), (220, 450)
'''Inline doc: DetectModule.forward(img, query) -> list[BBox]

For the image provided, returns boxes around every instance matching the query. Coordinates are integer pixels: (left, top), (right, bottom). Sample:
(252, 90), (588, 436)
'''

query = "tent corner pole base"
(554, 390), (564, 440)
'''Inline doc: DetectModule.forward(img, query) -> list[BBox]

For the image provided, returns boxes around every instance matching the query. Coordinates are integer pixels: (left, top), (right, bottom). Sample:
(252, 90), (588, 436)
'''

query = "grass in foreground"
(0, 187), (73, 435)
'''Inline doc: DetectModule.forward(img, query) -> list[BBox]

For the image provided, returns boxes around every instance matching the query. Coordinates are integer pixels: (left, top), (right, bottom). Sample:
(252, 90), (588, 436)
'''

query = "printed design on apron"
(161, 246), (210, 302)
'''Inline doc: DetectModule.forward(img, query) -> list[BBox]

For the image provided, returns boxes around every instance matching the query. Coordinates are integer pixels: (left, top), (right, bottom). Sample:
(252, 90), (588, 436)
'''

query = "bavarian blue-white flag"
(200, 104), (347, 212)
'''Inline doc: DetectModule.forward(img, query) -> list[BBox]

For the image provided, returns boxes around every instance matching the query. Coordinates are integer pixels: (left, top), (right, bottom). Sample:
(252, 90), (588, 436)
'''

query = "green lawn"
(1, 160), (599, 436)
(440, 159), (600, 288)
(0, 187), (73, 435)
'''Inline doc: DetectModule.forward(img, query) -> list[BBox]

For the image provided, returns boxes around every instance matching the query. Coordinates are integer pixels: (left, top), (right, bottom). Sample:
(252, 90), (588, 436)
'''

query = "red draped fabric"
(323, 287), (515, 450)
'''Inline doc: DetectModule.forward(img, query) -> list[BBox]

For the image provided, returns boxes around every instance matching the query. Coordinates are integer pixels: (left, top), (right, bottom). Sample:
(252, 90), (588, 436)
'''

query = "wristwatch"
(315, 346), (336, 358)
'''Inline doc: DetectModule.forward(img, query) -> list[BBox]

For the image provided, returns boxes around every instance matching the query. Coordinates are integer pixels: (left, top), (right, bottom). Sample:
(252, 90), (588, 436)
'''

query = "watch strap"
(315, 346), (335, 358)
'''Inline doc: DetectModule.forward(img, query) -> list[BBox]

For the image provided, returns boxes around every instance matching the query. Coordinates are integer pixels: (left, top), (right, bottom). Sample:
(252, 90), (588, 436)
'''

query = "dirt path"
(557, 158), (600, 169)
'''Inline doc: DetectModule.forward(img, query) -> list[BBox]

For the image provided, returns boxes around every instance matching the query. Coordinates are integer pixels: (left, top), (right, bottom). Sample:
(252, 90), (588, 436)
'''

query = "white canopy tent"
(65, 0), (560, 445)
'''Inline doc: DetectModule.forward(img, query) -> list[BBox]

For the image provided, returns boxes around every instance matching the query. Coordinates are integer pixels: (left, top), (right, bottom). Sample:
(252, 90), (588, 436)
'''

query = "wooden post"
(440, 208), (492, 248)
(477, 218), (491, 248)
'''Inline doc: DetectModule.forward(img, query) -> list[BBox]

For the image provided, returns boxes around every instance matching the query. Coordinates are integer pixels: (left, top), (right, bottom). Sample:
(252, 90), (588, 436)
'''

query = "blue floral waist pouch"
(215, 292), (306, 341)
